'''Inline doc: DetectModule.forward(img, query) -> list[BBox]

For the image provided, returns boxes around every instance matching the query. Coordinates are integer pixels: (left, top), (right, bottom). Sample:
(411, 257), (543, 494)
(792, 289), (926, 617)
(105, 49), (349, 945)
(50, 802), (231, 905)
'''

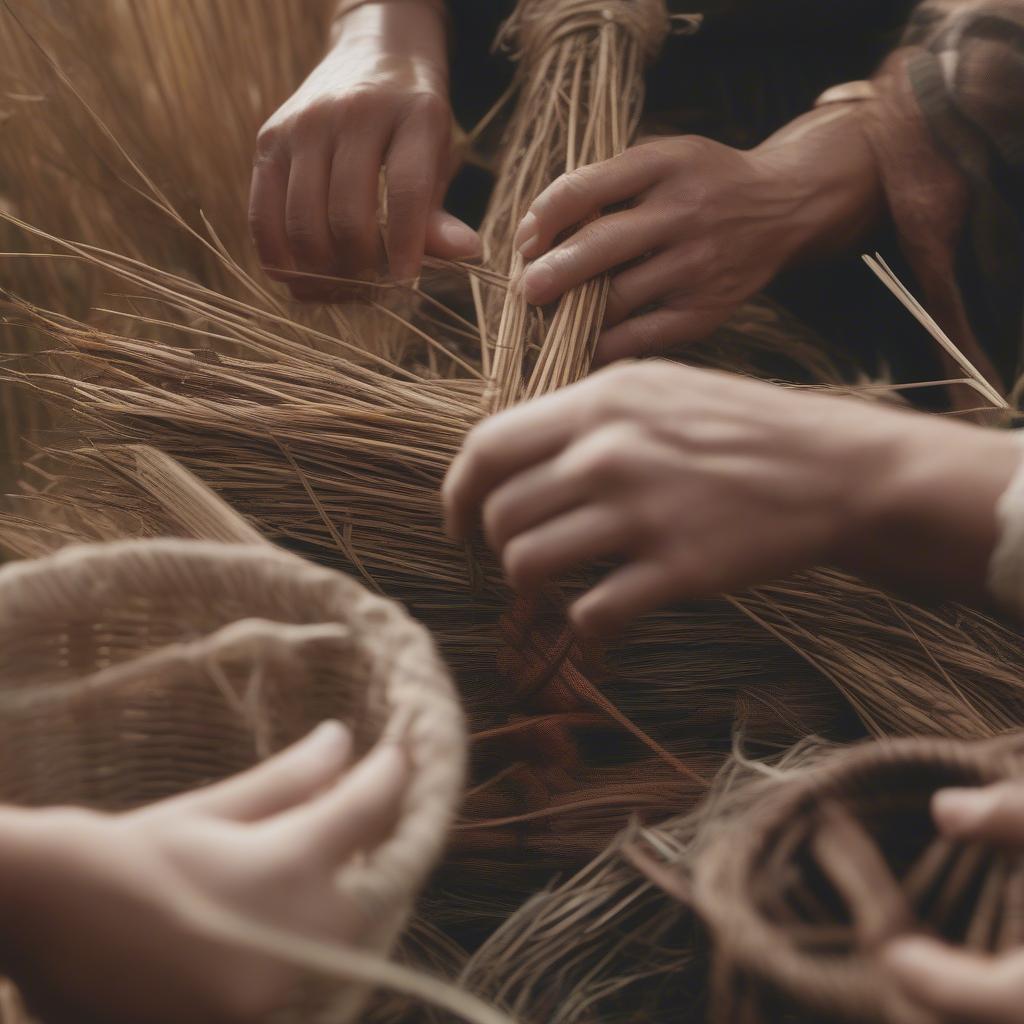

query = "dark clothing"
(450, 1), (914, 144)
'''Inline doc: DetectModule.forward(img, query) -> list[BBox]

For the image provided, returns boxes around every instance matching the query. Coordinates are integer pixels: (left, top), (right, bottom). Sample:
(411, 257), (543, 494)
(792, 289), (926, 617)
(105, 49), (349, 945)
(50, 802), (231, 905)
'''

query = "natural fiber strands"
(456, 736), (1024, 1024)
(3, 0), (1024, 1019)
(502, 0), (670, 65)
(0, 536), (469, 1024)
(8, 288), (1024, 868)
(481, 0), (665, 410)
(0, 0), (422, 477)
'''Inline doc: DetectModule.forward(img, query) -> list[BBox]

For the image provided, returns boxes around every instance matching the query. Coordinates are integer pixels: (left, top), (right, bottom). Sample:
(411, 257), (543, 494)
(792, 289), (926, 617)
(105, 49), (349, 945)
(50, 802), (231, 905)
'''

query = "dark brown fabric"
(866, 0), (1024, 394)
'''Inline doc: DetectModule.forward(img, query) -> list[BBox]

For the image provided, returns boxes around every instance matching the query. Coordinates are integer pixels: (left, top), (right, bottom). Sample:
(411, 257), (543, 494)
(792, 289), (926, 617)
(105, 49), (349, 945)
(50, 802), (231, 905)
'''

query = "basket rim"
(0, 538), (467, 940)
(693, 736), (1022, 1023)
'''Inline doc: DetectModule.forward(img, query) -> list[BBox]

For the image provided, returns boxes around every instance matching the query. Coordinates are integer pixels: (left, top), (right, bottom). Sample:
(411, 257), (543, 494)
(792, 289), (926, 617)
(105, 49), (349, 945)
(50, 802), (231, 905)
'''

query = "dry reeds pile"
(694, 736), (1024, 1024)
(457, 735), (1024, 1024)
(0, 0), (1023, 1021)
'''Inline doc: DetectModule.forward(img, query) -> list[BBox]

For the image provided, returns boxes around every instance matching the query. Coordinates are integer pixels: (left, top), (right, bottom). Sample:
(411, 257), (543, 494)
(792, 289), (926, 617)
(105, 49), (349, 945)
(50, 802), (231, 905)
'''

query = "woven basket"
(0, 538), (466, 1023)
(693, 736), (1024, 1024)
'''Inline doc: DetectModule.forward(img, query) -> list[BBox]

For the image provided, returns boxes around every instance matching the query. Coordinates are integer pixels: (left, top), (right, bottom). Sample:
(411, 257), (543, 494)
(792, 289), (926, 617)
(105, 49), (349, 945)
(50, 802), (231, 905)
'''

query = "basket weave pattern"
(0, 539), (466, 1022)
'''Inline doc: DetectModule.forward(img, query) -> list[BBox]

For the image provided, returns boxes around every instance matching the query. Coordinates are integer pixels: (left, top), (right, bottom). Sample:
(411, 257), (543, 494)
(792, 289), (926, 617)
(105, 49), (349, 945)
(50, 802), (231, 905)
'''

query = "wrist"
(751, 104), (884, 268)
(330, 1), (449, 67)
(838, 414), (1022, 604)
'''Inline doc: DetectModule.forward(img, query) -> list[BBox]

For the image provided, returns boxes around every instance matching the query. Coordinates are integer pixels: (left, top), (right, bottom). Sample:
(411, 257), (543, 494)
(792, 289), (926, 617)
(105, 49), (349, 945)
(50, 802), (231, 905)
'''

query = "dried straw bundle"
(479, 0), (670, 408)
(0, 0), (428, 475)
(0, 529), (471, 1024)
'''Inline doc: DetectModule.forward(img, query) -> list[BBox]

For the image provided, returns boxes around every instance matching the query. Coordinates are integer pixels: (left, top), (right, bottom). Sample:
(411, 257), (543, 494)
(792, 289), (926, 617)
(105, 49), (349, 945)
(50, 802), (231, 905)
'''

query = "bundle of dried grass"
(0, 0), (431, 476)
(0, 524), (477, 1024)
(478, 0), (670, 408)
(2, 0), (1024, 1019)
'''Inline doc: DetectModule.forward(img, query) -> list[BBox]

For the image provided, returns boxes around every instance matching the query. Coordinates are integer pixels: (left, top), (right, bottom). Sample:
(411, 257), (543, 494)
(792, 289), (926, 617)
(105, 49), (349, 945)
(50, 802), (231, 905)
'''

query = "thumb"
(933, 782), (1024, 846)
(425, 209), (482, 261)
(885, 938), (1024, 1024)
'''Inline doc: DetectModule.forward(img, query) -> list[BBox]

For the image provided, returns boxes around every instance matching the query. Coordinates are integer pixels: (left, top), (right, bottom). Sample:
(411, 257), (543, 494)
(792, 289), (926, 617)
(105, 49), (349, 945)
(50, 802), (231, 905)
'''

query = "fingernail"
(518, 233), (541, 259)
(515, 212), (540, 256)
(884, 937), (941, 973)
(309, 719), (349, 750)
(521, 260), (552, 304)
(933, 787), (992, 834)
(442, 219), (481, 256)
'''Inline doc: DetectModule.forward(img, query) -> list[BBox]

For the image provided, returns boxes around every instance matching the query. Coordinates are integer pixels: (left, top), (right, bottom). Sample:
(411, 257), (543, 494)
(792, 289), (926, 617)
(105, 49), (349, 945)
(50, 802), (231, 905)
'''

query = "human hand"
(513, 107), (883, 364)
(442, 361), (1020, 635)
(249, 1), (480, 300)
(885, 782), (1024, 1024)
(0, 721), (408, 1023)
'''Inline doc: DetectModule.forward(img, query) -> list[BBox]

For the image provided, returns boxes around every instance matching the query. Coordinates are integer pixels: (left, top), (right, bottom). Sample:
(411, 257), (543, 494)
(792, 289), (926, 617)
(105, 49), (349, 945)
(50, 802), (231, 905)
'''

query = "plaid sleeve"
(883, 0), (1024, 389)
(904, 1), (1024, 186)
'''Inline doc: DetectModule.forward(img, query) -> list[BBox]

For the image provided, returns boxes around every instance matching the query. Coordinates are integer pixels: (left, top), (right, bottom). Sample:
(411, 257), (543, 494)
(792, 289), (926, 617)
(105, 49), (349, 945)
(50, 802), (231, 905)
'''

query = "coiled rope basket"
(0, 538), (466, 1023)
(694, 736), (1024, 1024)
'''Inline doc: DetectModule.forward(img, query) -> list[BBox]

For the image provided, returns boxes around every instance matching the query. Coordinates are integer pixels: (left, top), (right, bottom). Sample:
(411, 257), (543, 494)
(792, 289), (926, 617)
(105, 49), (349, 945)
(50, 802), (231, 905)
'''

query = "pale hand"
(886, 782), (1024, 1023)
(0, 722), (407, 1023)
(249, 1), (480, 300)
(514, 107), (883, 364)
(443, 361), (1020, 635)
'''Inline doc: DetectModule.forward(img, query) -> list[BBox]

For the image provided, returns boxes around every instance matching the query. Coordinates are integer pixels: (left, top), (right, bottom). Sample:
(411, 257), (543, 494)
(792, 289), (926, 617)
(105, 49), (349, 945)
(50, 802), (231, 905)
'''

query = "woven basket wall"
(0, 539), (466, 1023)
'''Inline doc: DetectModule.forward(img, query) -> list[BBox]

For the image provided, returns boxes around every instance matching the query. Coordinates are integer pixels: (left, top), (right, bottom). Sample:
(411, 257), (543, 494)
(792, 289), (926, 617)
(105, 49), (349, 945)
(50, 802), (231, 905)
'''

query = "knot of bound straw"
(501, 0), (671, 66)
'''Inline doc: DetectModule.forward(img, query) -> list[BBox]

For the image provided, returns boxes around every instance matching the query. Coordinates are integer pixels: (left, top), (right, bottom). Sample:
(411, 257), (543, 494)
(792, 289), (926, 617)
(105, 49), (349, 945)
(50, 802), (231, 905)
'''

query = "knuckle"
(465, 415), (505, 458)
(561, 166), (595, 200)
(578, 217), (617, 253)
(247, 207), (270, 243)
(254, 133), (280, 162)
(692, 234), (723, 267)
(481, 495), (509, 548)
(292, 105), (334, 141)
(635, 142), (673, 173)
(407, 90), (448, 124)
(503, 536), (539, 586)
(389, 177), (432, 209)
(570, 428), (631, 483)
(327, 210), (371, 245)
(284, 218), (319, 250)
(592, 362), (646, 399)
(633, 494), (670, 539)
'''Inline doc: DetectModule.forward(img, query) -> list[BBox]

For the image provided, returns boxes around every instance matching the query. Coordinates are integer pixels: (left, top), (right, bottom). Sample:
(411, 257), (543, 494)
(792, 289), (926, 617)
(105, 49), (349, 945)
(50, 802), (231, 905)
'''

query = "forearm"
(752, 102), (885, 267)
(840, 418), (1023, 607)
(330, 0), (449, 64)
